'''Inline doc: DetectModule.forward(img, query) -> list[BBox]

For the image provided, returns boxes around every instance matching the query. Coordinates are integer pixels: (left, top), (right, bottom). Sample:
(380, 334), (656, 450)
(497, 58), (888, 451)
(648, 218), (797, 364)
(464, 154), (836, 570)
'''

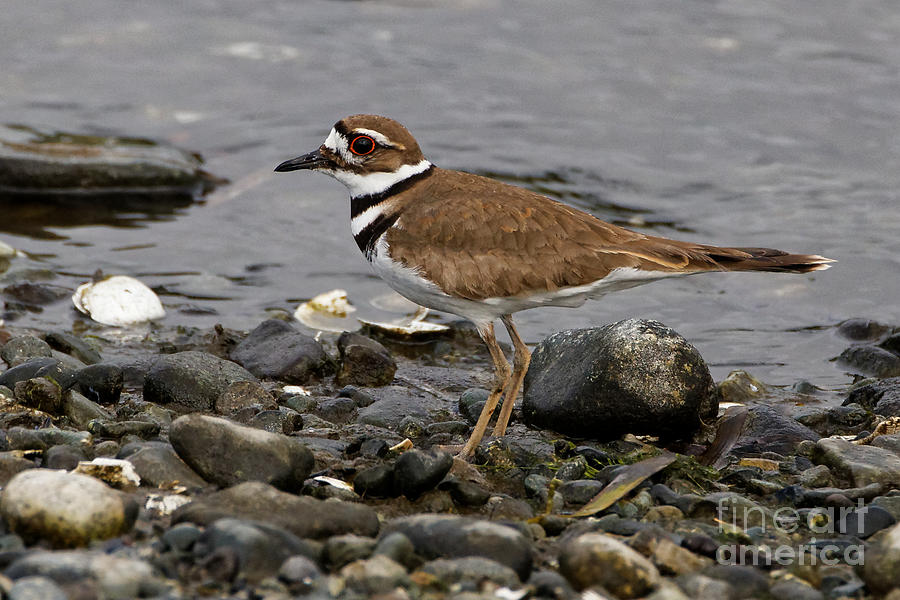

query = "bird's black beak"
(274, 148), (330, 172)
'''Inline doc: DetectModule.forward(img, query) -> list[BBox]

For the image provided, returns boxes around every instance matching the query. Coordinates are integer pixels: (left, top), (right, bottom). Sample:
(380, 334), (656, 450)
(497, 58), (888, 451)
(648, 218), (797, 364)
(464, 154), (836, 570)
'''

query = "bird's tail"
(699, 245), (834, 273)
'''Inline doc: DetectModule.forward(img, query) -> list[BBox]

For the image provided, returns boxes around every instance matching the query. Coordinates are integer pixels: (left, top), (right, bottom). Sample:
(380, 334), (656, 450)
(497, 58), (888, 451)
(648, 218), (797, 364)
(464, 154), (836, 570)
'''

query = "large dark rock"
(172, 481), (380, 540)
(169, 414), (313, 492)
(125, 444), (207, 490)
(230, 319), (332, 383)
(0, 358), (58, 390)
(393, 448), (453, 500)
(838, 346), (900, 379)
(335, 332), (396, 387)
(523, 320), (717, 440)
(73, 364), (123, 404)
(845, 377), (900, 417)
(356, 386), (447, 430)
(194, 518), (317, 583)
(143, 351), (256, 411)
(381, 514), (533, 580)
(731, 405), (820, 456)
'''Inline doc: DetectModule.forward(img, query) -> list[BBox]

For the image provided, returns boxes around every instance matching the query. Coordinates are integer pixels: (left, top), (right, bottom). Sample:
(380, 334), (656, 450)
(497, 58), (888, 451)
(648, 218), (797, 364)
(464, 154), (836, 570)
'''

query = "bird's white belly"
(368, 234), (682, 327)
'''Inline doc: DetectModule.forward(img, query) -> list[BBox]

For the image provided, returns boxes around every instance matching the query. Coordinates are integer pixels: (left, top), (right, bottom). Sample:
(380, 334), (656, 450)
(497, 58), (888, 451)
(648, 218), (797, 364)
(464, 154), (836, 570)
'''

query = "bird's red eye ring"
(349, 135), (376, 156)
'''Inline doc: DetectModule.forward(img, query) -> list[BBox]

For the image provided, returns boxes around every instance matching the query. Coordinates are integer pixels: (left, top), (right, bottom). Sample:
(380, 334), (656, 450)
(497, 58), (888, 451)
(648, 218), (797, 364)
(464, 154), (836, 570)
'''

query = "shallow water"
(2, 0), (898, 393)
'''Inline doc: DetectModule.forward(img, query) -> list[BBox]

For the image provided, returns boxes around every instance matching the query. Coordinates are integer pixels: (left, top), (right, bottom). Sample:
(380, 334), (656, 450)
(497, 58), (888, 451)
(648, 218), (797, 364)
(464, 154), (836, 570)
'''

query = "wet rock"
(336, 331), (397, 387)
(230, 319), (332, 383)
(813, 438), (900, 487)
(314, 397), (358, 424)
(523, 320), (717, 440)
(354, 464), (398, 498)
(630, 530), (712, 576)
(674, 573), (734, 599)
(560, 532), (660, 596)
(836, 318), (893, 342)
(278, 555), (321, 592)
(732, 405), (819, 456)
(458, 388), (489, 424)
(703, 564), (769, 597)
(33, 360), (79, 391)
(44, 331), (101, 365)
(169, 414), (313, 492)
(246, 407), (303, 434)
(7, 551), (160, 598)
(0, 452), (36, 485)
(528, 570), (578, 599)
(0, 357), (58, 389)
(556, 455), (588, 481)
(89, 419), (160, 439)
(14, 377), (62, 413)
(0, 470), (136, 547)
(559, 479), (605, 506)
(337, 385), (376, 407)
(845, 377), (900, 417)
(43, 444), (87, 470)
(323, 534), (377, 570)
(381, 514), (533, 580)
(394, 448), (453, 500)
(63, 390), (112, 428)
(769, 579), (824, 600)
(172, 481), (380, 539)
(864, 521), (900, 594)
(840, 504), (896, 538)
(215, 380), (276, 415)
(799, 464), (833, 488)
(425, 420), (469, 436)
(195, 518), (315, 583)
(357, 386), (447, 429)
(374, 532), (417, 570)
(420, 556), (519, 588)
(0, 125), (212, 193)
(398, 415), (426, 438)
(1, 335), (53, 367)
(340, 555), (409, 595)
(143, 351), (256, 411)
(73, 363), (123, 404)
(474, 425), (556, 467)
(439, 477), (491, 507)
(125, 444), (207, 489)
(838, 345), (900, 379)
(718, 370), (767, 404)
(7, 576), (68, 600)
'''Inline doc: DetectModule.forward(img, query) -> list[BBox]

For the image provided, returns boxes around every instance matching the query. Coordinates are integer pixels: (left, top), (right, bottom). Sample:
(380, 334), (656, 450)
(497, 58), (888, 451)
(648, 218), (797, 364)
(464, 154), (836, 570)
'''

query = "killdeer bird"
(275, 114), (833, 458)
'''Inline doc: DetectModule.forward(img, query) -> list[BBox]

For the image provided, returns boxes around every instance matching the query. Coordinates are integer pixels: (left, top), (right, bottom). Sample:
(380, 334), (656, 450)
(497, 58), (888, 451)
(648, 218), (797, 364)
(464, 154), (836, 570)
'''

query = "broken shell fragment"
(294, 289), (357, 332)
(72, 275), (165, 326)
(359, 306), (449, 338)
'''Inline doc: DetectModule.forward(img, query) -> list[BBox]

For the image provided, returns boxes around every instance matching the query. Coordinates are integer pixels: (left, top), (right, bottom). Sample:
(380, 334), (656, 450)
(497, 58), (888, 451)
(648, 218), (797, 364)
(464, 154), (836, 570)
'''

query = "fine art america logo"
(716, 498), (866, 566)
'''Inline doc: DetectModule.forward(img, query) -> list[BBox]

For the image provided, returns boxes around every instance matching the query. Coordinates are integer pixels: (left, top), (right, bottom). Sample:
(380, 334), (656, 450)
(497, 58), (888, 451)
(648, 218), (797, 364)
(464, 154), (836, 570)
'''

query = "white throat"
(329, 159), (432, 199)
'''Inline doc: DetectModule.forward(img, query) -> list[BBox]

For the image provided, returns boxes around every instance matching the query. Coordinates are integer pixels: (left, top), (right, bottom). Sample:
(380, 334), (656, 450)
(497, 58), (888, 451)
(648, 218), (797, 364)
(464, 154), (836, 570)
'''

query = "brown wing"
(385, 168), (737, 300)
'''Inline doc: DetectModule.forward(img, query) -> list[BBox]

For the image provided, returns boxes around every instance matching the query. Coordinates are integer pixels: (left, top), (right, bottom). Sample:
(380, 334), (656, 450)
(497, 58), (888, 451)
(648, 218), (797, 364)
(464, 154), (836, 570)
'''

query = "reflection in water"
(0, 193), (195, 239)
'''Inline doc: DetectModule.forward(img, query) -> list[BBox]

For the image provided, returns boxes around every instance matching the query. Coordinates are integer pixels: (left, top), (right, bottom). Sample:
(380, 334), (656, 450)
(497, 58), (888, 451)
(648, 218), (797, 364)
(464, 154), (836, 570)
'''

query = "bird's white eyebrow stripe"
(350, 128), (397, 148)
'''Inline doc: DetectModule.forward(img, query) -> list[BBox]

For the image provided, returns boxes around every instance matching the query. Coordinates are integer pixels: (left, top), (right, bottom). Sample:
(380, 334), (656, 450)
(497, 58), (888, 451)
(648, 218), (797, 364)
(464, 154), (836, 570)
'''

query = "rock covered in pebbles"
(523, 319), (717, 440)
(172, 481), (380, 540)
(559, 532), (660, 596)
(381, 514), (533, 580)
(335, 331), (397, 387)
(230, 319), (333, 383)
(0, 470), (136, 547)
(143, 351), (257, 411)
(169, 414), (313, 492)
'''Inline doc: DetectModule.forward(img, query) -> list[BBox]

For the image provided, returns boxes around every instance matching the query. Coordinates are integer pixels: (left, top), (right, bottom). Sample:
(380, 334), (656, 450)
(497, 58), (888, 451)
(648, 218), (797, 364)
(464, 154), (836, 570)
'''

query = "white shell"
(73, 457), (141, 489)
(72, 275), (166, 326)
(358, 306), (449, 337)
(294, 289), (357, 332)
